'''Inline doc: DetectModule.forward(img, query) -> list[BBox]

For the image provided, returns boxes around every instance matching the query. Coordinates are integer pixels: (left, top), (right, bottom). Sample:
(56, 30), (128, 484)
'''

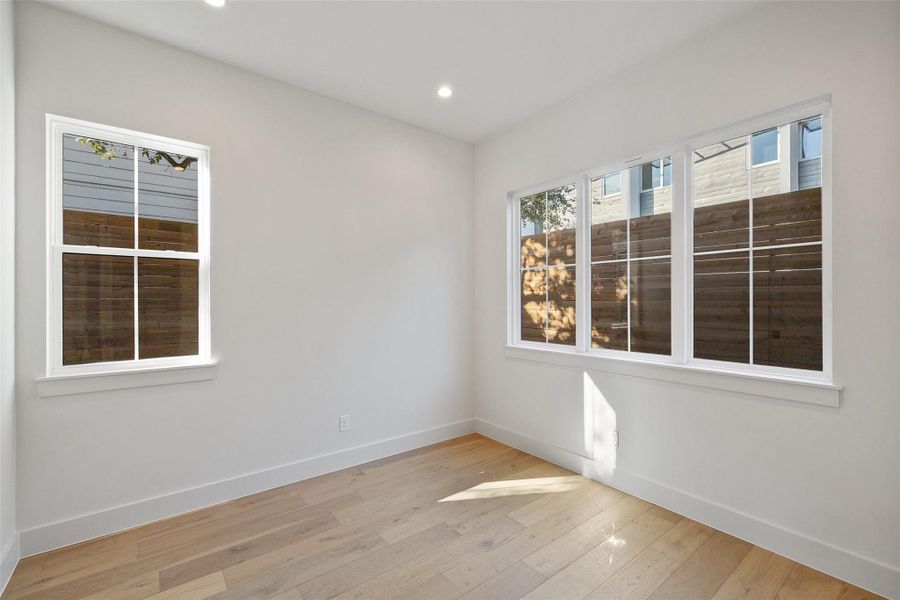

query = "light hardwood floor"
(3, 434), (884, 600)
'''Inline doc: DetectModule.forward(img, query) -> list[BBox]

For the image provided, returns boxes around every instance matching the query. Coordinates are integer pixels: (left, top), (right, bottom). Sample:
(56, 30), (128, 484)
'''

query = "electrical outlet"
(339, 415), (351, 432)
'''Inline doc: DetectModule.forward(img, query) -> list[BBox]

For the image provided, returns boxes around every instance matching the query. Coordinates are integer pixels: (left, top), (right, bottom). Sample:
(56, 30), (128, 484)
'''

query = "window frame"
(45, 114), (212, 377)
(507, 98), (832, 386)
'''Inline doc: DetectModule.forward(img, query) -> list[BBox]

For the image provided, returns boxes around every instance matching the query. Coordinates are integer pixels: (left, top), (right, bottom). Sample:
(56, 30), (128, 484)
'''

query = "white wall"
(15, 2), (474, 552)
(0, 0), (19, 588)
(474, 2), (899, 597)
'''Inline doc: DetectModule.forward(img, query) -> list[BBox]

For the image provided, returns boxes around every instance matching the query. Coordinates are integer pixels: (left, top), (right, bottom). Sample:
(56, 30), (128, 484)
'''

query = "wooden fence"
(519, 187), (822, 370)
(62, 209), (198, 365)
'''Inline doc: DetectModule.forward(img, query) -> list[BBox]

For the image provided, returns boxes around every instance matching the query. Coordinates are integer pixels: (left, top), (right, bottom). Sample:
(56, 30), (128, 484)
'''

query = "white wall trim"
(475, 417), (900, 600)
(0, 533), (19, 596)
(36, 361), (217, 397)
(19, 418), (475, 557)
(505, 345), (841, 408)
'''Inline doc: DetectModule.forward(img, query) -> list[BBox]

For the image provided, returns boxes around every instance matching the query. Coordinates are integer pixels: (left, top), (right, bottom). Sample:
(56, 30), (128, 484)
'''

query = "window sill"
(504, 345), (841, 408)
(36, 361), (218, 398)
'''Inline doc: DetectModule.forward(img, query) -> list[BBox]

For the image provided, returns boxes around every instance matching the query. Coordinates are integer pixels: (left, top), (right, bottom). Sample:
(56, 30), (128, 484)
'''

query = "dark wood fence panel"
(590, 262), (628, 350)
(138, 258), (199, 359)
(520, 270), (546, 343)
(63, 209), (198, 253)
(694, 252), (751, 364)
(753, 187), (822, 247)
(520, 233), (546, 269)
(630, 213), (671, 259)
(62, 254), (134, 365)
(546, 267), (576, 346)
(630, 258), (671, 355)
(694, 201), (750, 253)
(753, 245), (822, 370)
(64, 210), (134, 249)
(590, 221), (627, 262)
(61, 210), (200, 365)
(547, 229), (576, 266)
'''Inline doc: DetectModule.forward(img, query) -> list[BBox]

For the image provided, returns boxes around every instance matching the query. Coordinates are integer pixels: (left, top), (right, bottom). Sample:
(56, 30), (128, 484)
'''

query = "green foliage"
(76, 137), (196, 172)
(520, 185), (576, 232)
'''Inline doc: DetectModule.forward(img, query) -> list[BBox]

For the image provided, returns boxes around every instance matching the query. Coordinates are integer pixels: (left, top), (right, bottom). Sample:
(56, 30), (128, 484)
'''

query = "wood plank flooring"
(3, 434), (884, 600)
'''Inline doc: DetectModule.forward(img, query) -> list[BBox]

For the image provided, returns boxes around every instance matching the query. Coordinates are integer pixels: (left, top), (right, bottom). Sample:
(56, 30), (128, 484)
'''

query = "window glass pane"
(635, 157), (672, 253)
(520, 192), (546, 268)
(694, 252), (750, 364)
(138, 147), (199, 252)
(641, 160), (660, 191)
(138, 258), (199, 359)
(693, 136), (750, 253)
(750, 126), (786, 200)
(63, 134), (135, 248)
(547, 266), (576, 346)
(545, 185), (576, 266)
(751, 128), (778, 165)
(520, 269), (546, 343)
(662, 157), (672, 187)
(591, 174), (626, 262)
(603, 172), (621, 196)
(591, 262), (628, 351)
(62, 253), (134, 365)
(801, 118), (822, 159)
(753, 246), (822, 370)
(630, 258), (670, 355)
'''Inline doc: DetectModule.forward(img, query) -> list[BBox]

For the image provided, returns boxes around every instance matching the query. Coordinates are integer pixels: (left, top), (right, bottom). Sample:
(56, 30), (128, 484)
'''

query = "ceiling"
(46, 1), (763, 142)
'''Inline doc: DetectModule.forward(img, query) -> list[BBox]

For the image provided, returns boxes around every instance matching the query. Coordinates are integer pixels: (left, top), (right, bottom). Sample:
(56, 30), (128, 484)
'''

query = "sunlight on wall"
(584, 372), (617, 477)
(438, 476), (582, 502)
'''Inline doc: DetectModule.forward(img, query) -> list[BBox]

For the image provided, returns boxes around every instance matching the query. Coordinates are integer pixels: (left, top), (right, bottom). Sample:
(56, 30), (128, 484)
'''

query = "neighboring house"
(62, 134), (199, 225)
(591, 115), (822, 223)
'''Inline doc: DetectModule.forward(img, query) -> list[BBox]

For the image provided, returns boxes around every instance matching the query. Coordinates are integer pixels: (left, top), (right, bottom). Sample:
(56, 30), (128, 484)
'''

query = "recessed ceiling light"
(437, 86), (453, 99)
(205, 0), (226, 7)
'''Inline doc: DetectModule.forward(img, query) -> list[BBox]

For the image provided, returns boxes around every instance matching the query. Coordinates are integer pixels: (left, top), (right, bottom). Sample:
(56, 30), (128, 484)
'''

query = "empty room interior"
(0, 0), (898, 598)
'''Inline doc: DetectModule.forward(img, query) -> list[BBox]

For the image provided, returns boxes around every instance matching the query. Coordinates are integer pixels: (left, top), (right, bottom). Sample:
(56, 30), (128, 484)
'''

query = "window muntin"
(590, 158), (671, 356)
(509, 105), (829, 380)
(692, 115), (822, 371)
(519, 185), (576, 346)
(49, 116), (210, 375)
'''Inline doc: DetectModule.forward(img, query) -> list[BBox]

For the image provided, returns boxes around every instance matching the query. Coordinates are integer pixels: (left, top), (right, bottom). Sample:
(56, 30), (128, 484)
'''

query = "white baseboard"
(475, 417), (900, 600)
(0, 532), (19, 596)
(19, 418), (475, 558)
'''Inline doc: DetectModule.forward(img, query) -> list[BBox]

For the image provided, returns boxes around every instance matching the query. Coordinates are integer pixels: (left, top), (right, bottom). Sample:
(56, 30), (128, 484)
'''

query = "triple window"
(46, 115), (210, 376)
(510, 106), (829, 379)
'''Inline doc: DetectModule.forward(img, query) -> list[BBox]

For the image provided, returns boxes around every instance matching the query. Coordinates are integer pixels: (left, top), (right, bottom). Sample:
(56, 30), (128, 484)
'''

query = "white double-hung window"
(45, 115), (211, 377)
(508, 101), (832, 387)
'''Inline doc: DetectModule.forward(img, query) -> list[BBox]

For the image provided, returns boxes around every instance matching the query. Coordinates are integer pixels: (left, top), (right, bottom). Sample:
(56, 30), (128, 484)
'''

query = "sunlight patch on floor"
(438, 476), (583, 502)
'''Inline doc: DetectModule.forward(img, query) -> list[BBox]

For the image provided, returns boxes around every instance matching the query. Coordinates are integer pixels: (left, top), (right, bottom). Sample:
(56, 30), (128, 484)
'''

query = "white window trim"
(506, 97), (836, 406)
(44, 114), (212, 379)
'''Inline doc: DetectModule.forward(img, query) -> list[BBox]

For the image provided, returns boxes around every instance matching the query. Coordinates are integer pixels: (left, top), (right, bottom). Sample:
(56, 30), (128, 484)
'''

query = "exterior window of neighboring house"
(751, 128), (779, 165)
(640, 158), (672, 191)
(46, 115), (210, 376)
(517, 184), (577, 346)
(590, 158), (672, 355)
(798, 117), (823, 190)
(602, 172), (620, 196)
(508, 104), (830, 382)
(801, 118), (822, 158)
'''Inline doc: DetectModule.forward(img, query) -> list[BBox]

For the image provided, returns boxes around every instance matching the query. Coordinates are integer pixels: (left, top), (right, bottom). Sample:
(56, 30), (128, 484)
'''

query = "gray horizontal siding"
(62, 134), (198, 223)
